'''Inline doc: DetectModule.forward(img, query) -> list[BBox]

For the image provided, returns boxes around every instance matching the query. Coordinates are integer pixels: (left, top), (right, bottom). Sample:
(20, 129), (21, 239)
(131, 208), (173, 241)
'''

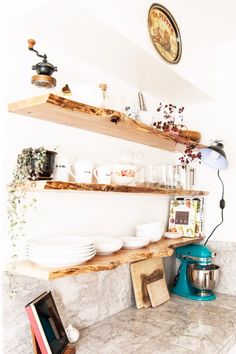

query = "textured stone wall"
(2, 255), (175, 354)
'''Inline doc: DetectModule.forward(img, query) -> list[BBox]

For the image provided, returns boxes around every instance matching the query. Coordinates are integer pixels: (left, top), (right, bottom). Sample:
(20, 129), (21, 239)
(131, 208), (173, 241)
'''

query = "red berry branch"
(179, 143), (202, 168)
(153, 102), (202, 167)
(153, 103), (185, 133)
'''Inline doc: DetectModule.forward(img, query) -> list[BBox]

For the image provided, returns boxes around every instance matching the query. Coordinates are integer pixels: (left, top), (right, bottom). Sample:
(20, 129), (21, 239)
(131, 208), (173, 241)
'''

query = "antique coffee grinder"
(172, 244), (220, 301)
(28, 39), (57, 88)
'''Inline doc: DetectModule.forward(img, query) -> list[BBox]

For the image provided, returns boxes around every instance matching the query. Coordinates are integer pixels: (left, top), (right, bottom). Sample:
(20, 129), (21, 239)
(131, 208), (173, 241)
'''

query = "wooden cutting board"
(147, 278), (170, 307)
(130, 258), (169, 309)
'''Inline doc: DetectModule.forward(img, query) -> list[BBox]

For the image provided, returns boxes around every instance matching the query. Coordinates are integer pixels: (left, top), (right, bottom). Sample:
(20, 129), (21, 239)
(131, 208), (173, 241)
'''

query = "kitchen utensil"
(91, 237), (123, 255)
(69, 160), (93, 183)
(28, 39), (57, 88)
(130, 258), (168, 309)
(136, 222), (164, 242)
(110, 164), (137, 185)
(164, 231), (182, 239)
(138, 91), (147, 111)
(172, 244), (220, 301)
(147, 278), (170, 307)
(188, 263), (220, 296)
(26, 237), (95, 249)
(28, 251), (96, 268)
(119, 236), (149, 249)
(26, 236), (96, 267)
(93, 165), (112, 184)
(53, 154), (70, 182)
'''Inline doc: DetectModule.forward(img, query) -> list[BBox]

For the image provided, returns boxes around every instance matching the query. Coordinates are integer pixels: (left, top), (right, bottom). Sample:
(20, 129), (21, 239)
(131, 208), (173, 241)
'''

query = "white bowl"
(111, 164), (137, 186)
(92, 237), (123, 255)
(164, 232), (182, 239)
(135, 222), (164, 242)
(119, 236), (149, 250)
(136, 232), (162, 243)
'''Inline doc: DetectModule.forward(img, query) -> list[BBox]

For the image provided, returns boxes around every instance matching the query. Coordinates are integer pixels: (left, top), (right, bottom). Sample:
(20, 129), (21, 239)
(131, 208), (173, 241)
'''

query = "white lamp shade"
(201, 144), (228, 170)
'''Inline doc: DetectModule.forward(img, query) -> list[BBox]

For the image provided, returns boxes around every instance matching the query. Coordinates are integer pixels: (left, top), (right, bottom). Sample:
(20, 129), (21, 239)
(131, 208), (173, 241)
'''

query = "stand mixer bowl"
(188, 263), (220, 296)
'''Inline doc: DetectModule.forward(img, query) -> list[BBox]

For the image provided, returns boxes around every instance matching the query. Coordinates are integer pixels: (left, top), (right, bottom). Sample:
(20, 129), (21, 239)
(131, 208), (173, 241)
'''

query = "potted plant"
(7, 147), (57, 295)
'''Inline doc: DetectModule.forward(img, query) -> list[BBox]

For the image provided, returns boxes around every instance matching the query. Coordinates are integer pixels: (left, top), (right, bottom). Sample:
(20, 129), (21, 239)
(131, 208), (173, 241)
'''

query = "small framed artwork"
(176, 197), (205, 237)
(148, 3), (182, 63)
(168, 199), (197, 237)
(25, 291), (73, 354)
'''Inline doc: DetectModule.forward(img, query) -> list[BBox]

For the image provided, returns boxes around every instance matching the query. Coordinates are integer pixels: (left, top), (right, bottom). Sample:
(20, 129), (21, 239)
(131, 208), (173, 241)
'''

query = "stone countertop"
(76, 293), (236, 354)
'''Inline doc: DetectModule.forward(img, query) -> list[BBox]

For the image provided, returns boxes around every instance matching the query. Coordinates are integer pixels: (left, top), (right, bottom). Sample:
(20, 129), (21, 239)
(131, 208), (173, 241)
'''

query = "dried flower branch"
(153, 102), (185, 133)
(179, 142), (202, 168)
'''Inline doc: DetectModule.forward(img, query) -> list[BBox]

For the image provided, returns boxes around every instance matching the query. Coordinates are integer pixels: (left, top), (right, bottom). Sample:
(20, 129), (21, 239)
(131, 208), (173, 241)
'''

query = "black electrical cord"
(204, 169), (225, 246)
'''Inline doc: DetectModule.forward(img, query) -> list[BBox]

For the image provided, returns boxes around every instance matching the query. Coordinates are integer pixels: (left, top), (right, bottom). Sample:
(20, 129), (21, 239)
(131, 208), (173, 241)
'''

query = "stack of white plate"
(26, 237), (96, 268)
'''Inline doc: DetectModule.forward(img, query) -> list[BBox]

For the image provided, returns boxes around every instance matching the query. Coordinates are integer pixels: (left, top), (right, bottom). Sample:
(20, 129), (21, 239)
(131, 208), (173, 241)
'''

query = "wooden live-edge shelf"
(8, 94), (205, 152)
(8, 236), (204, 280)
(18, 181), (209, 196)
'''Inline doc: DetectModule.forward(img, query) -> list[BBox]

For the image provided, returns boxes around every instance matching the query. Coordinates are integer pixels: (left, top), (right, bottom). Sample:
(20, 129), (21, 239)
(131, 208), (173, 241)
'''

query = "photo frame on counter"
(168, 199), (197, 237)
(25, 291), (72, 354)
(176, 197), (205, 237)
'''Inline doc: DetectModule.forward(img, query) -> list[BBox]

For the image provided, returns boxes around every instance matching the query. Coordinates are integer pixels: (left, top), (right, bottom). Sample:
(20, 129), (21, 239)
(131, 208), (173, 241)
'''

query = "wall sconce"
(200, 140), (228, 245)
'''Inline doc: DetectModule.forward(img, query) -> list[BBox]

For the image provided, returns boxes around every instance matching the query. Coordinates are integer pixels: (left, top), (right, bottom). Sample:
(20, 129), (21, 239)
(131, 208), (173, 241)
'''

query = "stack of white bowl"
(135, 222), (164, 243)
(26, 237), (96, 268)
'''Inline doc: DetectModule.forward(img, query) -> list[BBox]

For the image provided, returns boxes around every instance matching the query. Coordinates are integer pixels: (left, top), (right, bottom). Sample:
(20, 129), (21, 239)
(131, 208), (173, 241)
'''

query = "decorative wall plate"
(148, 3), (182, 63)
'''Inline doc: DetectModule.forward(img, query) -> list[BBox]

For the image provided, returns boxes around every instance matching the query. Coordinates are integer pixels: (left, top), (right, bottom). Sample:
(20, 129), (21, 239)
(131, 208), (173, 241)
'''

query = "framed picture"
(148, 3), (182, 63)
(25, 291), (70, 354)
(168, 199), (197, 237)
(176, 197), (205, 237)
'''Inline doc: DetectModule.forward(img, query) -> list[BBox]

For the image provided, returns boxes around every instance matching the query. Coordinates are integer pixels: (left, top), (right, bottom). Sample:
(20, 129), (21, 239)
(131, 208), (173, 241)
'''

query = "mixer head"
(175, 244), (214, 265)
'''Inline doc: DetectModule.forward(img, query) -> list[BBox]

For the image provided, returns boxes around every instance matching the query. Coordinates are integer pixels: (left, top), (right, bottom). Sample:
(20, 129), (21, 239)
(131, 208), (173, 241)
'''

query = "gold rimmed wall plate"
(148, 3), (182, 63)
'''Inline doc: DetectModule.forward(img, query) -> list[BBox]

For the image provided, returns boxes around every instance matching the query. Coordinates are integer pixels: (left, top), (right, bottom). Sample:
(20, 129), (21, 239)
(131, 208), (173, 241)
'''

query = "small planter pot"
(23, 149), (57, 180)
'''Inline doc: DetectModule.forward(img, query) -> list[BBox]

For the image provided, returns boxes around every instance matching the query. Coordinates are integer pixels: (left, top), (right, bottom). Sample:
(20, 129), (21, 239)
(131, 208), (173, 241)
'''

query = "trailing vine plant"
(7, 147), (47, 296)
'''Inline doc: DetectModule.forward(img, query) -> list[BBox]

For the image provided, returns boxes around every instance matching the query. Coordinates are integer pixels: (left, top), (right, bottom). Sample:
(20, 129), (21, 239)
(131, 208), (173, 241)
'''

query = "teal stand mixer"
(171, 244), (220, 301)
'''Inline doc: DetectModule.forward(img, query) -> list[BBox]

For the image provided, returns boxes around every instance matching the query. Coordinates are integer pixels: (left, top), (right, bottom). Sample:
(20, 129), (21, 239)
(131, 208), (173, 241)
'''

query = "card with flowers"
(168, 199), (198, 237)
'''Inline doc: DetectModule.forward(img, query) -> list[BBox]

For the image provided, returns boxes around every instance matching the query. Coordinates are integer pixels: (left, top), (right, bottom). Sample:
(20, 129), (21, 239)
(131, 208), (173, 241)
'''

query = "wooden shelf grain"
(8, 94), (204, 152)
(8, 236), (204, 280)
(16, 180), (209, 196)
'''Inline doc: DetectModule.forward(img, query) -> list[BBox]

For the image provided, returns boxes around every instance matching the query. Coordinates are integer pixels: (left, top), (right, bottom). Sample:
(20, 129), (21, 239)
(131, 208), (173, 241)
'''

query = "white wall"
(2, 8), (176, 262)
(2, 0), (236, 266)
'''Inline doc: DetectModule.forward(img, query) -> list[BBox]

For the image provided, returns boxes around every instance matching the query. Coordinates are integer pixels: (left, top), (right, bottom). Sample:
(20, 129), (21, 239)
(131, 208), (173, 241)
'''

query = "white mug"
(69, 160), (93, 183)
(93, 165), (112, 184)
(53, 155), (70, 182)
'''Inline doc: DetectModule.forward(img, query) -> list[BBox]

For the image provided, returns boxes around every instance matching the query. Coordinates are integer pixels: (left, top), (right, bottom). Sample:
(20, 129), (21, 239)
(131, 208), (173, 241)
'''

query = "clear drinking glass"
(119, 149), (134, 165)
(135, 167), (145, 186)
(144, 165), (158, 187)
(173, 165), (185, 189)
(159, 164), (174, 188)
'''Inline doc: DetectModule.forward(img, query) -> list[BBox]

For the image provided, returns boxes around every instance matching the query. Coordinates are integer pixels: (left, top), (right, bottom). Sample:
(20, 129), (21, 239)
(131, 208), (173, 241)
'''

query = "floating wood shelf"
(17, 180), (209, 196)
(9, 236), (204, 280)
(8, 94), (204, 152)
